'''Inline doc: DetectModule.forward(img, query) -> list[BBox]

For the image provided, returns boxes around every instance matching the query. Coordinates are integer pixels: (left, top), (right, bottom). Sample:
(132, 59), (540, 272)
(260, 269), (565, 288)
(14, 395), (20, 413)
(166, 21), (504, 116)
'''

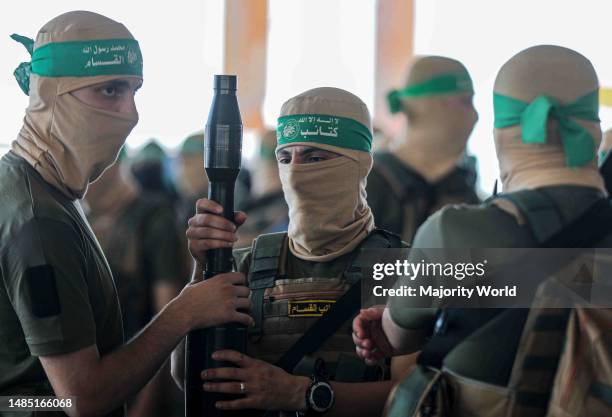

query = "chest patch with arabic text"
(287, 300), (336, 317)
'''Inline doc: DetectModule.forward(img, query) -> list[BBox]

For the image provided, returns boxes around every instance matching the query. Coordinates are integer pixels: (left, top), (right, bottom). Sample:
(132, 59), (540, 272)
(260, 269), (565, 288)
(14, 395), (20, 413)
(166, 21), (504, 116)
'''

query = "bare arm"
(40, 273), (252, 417)
(326, 381), (394, 417)
(40, 298), (188, 417)
(382, 307), (427, 354)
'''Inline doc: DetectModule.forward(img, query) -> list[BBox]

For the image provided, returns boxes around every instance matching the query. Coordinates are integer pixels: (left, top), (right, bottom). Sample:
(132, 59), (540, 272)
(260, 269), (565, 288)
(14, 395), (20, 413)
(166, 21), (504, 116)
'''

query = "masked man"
(173, 87), (409, 416)
(0, 11), (251, 417)
(368, 56), (480, 243)
(354, 45), (612, 417)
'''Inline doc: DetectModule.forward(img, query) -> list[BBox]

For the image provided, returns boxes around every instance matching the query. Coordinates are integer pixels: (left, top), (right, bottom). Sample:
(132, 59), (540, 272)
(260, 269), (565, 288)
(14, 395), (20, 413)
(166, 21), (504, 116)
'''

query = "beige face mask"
(493, 45), (605, 194)
(393, 56), (478, 183)
(279, 145), (374, 262)
(84, 161), (139, 218)
(11, 11), (141, 200)
(277, 87), (375, 262)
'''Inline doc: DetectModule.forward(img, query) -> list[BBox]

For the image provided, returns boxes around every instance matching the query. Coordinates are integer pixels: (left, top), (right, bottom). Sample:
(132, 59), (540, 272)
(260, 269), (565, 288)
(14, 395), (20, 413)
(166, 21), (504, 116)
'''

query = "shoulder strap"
(344, 229), (404, 284)
(494, 189), (564, 244)
(275, 229), (402, 373)
(542, 198), (612, 247)
(248, 232), (287, 337)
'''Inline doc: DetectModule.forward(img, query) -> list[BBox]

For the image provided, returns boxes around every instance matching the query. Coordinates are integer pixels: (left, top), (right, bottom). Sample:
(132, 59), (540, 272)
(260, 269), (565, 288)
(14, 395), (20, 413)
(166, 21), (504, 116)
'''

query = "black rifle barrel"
(185, 75), (248, 417)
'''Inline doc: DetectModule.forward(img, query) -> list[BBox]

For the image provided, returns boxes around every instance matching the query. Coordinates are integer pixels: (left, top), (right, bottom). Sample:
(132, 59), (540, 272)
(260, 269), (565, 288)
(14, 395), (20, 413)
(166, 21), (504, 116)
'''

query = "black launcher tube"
(185, 75), (248, 417)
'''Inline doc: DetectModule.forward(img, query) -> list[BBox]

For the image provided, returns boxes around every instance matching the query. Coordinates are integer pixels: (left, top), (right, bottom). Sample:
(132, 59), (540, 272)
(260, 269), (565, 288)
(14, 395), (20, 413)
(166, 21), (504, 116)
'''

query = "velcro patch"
(26, 265), (61, 318)
(288, 300), (335, 317)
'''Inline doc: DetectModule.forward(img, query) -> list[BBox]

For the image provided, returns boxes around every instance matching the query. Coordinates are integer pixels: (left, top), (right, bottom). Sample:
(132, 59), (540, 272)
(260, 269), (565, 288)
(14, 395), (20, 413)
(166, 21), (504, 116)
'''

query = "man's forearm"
(382, 308), (427, 355)
(85, 299), (190, 415)
(327, 381), (393, 417)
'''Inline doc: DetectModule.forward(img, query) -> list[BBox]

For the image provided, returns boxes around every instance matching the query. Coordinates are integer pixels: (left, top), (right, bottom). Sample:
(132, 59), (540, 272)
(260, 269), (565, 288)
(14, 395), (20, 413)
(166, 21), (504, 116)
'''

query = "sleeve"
(2, 218), (97, 356)
(143, 205), (188, 287)
(386, 213), (447, 333)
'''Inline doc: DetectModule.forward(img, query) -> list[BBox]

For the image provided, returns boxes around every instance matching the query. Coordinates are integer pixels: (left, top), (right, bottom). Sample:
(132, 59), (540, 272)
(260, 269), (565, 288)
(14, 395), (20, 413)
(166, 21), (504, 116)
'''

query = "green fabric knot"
(494, 90), (600, 167)
(10, 34), (35, 95)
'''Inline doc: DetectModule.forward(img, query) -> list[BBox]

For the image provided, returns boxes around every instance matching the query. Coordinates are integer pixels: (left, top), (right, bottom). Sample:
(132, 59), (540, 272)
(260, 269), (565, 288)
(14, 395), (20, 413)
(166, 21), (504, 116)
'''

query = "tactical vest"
(246, 229), (404, 381)
(385, 189), (612, 417)
(372, 152), (480, 241)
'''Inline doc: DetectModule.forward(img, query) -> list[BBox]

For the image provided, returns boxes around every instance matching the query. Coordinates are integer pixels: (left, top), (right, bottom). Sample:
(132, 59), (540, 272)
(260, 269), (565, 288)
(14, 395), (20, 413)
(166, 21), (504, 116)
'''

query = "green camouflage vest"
(247, 229), (405, 381)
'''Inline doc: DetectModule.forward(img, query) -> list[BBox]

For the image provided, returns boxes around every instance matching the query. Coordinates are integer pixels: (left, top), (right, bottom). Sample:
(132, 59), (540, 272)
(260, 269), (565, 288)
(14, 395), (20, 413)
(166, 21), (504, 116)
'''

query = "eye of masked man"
(11, 15), (143, 200)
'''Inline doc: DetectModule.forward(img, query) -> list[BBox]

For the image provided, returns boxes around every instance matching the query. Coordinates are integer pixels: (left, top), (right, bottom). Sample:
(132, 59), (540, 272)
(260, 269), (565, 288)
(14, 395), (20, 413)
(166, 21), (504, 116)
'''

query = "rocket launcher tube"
(185, 75), (248, 417)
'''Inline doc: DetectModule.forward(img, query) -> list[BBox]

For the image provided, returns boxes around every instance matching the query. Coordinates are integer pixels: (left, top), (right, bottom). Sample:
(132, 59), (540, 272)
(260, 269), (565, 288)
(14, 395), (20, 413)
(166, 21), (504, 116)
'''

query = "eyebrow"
(298, 148), (320, 157)
(276, 148), (323, 158)
(102, 80), (141, 90)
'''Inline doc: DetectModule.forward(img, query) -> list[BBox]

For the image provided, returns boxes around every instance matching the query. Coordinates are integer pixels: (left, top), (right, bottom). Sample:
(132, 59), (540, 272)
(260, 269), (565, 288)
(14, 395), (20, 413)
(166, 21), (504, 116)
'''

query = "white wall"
(263, 0), (376, 127)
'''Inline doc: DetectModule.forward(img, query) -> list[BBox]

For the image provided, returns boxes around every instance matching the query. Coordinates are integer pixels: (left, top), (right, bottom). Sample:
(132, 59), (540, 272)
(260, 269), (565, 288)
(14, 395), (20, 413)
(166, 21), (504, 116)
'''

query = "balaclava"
(388, 56), (478, 182)
(493, 45), (605, 194)
(10, 11), (143, 200)
(84, 147), (138, 218)
(175, 132), (208, 199)
(251, 129), (282, 198)
(277, 87), (375, 262)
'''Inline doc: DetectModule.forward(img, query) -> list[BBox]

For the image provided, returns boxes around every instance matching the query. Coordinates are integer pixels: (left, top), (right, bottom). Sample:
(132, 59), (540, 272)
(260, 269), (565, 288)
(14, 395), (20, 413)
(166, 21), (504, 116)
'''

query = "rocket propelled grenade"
(185, 75), (248, 417)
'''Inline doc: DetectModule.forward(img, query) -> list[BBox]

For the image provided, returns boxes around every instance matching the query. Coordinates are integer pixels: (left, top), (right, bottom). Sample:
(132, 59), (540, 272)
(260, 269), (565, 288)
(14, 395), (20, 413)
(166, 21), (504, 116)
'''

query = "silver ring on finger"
(239, 382), (246, 394)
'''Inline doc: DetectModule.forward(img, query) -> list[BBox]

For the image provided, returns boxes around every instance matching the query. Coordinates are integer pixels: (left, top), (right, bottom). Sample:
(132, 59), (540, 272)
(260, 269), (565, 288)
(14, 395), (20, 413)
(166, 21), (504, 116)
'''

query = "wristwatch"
(300, 359), (334, 416)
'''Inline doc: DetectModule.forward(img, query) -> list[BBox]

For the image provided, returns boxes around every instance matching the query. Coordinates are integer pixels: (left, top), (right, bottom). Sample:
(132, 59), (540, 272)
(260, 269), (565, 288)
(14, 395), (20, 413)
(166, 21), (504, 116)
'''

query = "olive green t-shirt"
(0, 152), (124, 417)
(388, 185), (611, 331)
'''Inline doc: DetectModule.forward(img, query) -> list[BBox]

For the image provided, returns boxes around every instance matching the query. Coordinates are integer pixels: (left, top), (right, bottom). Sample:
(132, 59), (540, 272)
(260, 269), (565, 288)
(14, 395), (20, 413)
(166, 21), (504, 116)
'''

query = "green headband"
(387, 72), (473, 114)
(11, 34), (143, 95)
(494, 90), (600, 167)
(277, 114), (372, 152)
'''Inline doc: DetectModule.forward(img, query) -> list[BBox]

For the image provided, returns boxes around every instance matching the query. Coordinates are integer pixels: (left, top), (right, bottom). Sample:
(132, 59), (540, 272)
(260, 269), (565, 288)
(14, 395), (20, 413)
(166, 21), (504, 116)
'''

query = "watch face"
(310, 382), (334, 412)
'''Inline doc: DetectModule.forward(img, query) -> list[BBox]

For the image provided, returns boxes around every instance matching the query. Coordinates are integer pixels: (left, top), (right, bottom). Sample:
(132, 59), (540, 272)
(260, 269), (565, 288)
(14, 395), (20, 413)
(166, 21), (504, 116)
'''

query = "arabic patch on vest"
(288, 300), (336, 317)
